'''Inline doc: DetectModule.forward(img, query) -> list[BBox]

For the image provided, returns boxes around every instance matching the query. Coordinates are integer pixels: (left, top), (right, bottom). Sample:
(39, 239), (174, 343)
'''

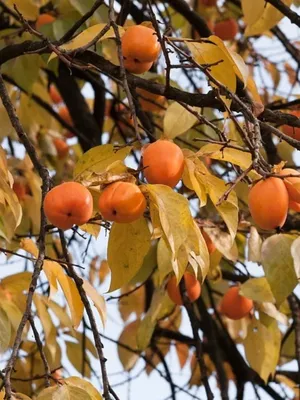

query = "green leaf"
(261, 234), (298, 306)
(240, 278), (275, 303)
(0, 308), (11, 353)
(108, 218), (151, 292)
(163, 102), (198, 139)
(244, 318), (280, 382)
(118, 320), (140, 371)
(69, 0), (109, 24)
(73, 144), (131, 180)
(65, 377), (103, 400)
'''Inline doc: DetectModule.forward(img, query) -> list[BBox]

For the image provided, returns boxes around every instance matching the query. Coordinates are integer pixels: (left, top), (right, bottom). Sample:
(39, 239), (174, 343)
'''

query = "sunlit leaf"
(240, 278), (275, 304)
(0, 308), (11, 353)
(163, 102), (198, 139)
(74, 144), (131, 180)
(65, 377), (103, 400)
(244, 318), (280, 382)
(108, 218), (151, 292)
(261, 234), (298, 305)
(37, 384), (93, 399)
(82, 279), (106, 326)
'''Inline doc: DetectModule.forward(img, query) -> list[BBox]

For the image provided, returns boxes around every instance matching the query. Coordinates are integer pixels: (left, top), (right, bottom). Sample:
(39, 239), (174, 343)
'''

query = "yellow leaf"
(1, 299), (23, 332)
(0, 308), (11, 353)
(248, 226), (262, 262)
(206, 175), (238, 244)
(186, 41), (236, 109)
(33, 294), (57, 360)
(182, 155), (207, 207)
(137, 285), (174, 350)
(65, 377), (103, 400)
(244, 318), (280, 382)
(82, 279), (106, 326)
(208, 36), (249, 87)
(108, 218), (151, 292)
(144, 185), (192, 258)
(247, 76), (263, 104)
(73, 144), (131, 180)
(240, 278), (275, 303)
(145, 340), (171, 375)
(57, 274), (84, 329)
(241, 0), (265, 26)
(37, 384), (93, 400)
(66, 341), (91, 378)
(261, 234), (298, 305)
(291, 236), (300, 279)
(163, 102), (198, 139)
(47, 299), (74, 332)
(0, 271), (32, 294)
(49, 24), (121, 62)
(197, 143), (252, 170)
(79, 223), (101, 239)
(257, 303), (288, 326)
(118, 284), (145, 322)
(12, 394), (32, 400)
(118, 320), (140, 371)
(6, 0), (39, 20)
(245, 0), (293, 36)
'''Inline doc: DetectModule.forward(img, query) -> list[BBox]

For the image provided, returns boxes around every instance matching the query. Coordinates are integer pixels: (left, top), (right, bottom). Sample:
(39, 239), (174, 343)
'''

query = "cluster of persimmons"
(41, 138), (253, 320)
(32, 5), (254, 321)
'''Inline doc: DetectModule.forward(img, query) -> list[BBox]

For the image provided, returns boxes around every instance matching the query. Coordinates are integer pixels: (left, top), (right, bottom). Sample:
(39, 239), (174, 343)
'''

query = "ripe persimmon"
(122, 25), (161, 63)
(214, 18), (238, 41)
(248, 177), (288, 230)
(289, 199), (300, 212)
(58, 106), (73, 126)
(44, 182), (93, 230)
(282, 110), (300, 140)
(36, 14), (56, 30)
(279, 168), (300, 203)
(136, 88), (166, 112)
(13, 181), (27, 201)
(167, 272), (201, 305)
(219, 286), (253, 320)
(98, 181), (146, 223)
(49, 84), (62, 104)
(53, 138), (69, 159)
(201, 229), (216, 254)
(123, 59), (153, 74)
(142, 140), (184, 188)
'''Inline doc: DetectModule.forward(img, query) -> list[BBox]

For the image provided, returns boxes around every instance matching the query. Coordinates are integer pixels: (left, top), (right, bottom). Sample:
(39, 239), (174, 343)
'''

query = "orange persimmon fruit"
(136, 88), (166, 112)
(214, 18), (238, 41)
(248, 177), (289, 230)
(282, 110), (300, 141)
(36, 14), (56, 30)
(142, 140), (184, 188)
(122, 25), (161, 63)
(98, 181), (146, 223)
(58, 105), (73, 126)
(53, 138), (69, 159)
(49, 84), (62, 104)
(44, 182), (93, 230)
(201, 229), (216, 254)
(219, 286), (253, 320)
(167, 272), (201, 306)
(123, 59), (153, 74)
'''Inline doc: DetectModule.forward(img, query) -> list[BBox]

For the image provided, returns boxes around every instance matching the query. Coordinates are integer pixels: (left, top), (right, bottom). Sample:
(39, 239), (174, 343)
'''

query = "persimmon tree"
(0, 0), (300, 399)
